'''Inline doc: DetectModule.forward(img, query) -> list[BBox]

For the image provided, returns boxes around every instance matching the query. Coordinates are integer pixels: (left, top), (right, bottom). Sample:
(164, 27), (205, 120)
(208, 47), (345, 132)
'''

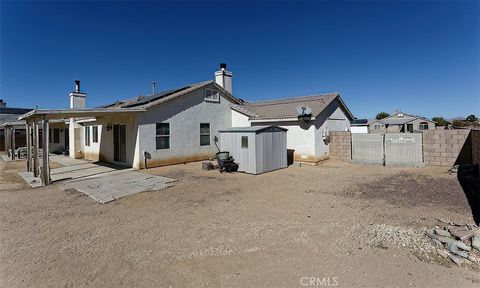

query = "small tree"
(376, 112), (390, 120)
(452, 119), (467, 127)
(432, 116), (450, 126)
(466, 114), (477, 122)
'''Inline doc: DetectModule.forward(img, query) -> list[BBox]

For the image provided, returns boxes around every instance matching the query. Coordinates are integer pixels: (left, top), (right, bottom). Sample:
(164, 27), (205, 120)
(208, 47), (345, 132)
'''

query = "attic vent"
(204, 89), (220, 103)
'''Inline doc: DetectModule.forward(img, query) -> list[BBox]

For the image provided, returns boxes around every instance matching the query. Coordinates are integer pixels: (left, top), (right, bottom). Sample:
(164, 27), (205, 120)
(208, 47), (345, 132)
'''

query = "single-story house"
(231, 92), (354, 163)
(0, 100), (32, 151)
(350, 119), (369, 134)
(18, 64), (355, 184)
(368, 112), (436, 134)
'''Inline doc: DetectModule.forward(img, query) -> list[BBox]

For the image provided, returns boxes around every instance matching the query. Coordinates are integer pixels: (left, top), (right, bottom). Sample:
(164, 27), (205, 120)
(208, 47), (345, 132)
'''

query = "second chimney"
(69, 80), (87, 109)
(214, 63), (233, 95)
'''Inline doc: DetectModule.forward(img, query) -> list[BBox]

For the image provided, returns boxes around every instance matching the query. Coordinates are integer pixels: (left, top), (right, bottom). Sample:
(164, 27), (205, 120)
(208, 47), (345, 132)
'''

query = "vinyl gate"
(351, 133), (423, 167)
(351, 134), (384, 164)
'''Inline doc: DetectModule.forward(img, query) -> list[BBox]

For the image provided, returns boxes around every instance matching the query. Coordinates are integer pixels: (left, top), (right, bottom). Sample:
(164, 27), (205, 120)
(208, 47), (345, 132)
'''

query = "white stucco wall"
(83, 124), (102, 162)
(231, 109), (251, 127)
(137, 84), (235, 168)
(314, 99), (351, 161)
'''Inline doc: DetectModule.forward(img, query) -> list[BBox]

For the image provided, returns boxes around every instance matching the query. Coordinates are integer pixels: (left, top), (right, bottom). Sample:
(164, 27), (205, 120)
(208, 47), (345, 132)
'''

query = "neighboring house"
(19, 64), (355, 170)
(0, 100), (32, 151)
(350, 119), (369, 134)
(368, 112), (435, 134)
(231, 92), (354, 164)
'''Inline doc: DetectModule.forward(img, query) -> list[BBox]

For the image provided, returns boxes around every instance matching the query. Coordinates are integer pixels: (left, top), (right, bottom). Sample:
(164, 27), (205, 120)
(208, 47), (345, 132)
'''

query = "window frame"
(241, 136), (248, 149)
(419, 122), (429, 131)
(204, 88), (220, 103)
(92, 126), (99, 143)
(156, 123), (170, 150)
(84, 126), (90, 147)
(200, 123), (210, 146)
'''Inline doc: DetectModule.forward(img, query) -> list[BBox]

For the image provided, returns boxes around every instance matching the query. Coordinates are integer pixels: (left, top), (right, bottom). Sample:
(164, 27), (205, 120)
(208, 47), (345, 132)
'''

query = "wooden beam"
(11, 127), (15, 160)
(26, 123), (32, 172)
(42, 118), (50, 185)
(4, 127), (9, 157)
(33, 120), (39, 178)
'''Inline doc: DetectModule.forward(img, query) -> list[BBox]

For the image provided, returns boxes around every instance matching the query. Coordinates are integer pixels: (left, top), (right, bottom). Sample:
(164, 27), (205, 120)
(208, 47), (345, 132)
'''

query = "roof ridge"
(247, 92), (338, 107)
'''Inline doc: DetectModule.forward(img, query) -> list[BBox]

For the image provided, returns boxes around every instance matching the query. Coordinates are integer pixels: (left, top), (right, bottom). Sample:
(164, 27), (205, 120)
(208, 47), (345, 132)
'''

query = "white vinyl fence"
(351, 133), (423, 167)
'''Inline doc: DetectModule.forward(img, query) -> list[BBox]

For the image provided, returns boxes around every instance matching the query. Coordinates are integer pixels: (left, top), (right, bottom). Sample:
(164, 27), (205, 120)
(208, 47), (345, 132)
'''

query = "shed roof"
(231, 92), (353, 121)
(219, 126), (288, 134)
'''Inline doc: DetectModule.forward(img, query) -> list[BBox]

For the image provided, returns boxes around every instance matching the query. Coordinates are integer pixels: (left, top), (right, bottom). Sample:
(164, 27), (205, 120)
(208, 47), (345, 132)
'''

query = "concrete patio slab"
(1, 154), (24, 162)
(61, 171), (177, 203)
(50, 165), (117, 182)
(50, 155), (91, 166)
(18, 171), (43, 188)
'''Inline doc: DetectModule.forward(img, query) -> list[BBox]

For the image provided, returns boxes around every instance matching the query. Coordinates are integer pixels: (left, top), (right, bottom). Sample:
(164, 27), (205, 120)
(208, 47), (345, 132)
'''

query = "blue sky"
(1, 1), (479, 119)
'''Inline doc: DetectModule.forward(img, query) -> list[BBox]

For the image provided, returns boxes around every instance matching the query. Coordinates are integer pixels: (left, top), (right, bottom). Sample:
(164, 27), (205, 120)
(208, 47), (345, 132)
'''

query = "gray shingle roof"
(232, 92), (353, 121)
(100, 81), (242, 109)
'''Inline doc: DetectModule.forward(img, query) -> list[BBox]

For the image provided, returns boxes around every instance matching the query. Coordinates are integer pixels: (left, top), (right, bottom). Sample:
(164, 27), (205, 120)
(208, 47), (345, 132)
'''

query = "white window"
(156, 123), (170, 149)
(85, 127), (90, 146)
(419, 122), (429, 130)
(204, 89), (220, 102)
(200, 123), (210, 146)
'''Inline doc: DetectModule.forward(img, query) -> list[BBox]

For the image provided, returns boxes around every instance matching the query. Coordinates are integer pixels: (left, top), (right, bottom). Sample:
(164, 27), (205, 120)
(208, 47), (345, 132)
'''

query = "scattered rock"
(437, 249), (450, 258)
(434, 229), (452, 237)
(449, 226), (478, 241)
(472, 234), (480, 252)
(426, 232), (454, 244)
(468, 255), (478, 263)
(448, 241), (470, 258)
(450, 254), (464, 265)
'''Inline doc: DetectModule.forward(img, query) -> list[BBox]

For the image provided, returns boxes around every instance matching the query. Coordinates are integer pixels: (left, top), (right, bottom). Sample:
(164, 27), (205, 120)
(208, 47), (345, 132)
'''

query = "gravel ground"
(1, 159), (479, 287)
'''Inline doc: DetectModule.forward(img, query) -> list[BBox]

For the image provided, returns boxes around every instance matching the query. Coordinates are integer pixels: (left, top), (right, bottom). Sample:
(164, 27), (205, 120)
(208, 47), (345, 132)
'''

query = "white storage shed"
(219, 126), (288, 174)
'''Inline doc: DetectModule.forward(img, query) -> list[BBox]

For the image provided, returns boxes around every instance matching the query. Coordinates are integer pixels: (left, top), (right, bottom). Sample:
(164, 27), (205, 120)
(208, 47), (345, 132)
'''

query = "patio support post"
(4, 126), (9, 157)
(11, 127), (16, 160)
(26, 122), (32, 172)
(33, 119), (39, 178)
(41, 117), (50, 185)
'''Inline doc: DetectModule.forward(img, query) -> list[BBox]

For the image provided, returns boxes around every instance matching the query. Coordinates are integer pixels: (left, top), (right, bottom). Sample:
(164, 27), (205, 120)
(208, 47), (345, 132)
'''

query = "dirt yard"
(1, 158), (479, 287)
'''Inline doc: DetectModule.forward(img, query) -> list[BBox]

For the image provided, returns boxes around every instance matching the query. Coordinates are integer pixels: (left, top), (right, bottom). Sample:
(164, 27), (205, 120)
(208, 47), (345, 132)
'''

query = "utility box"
(219, 126), (288, 174)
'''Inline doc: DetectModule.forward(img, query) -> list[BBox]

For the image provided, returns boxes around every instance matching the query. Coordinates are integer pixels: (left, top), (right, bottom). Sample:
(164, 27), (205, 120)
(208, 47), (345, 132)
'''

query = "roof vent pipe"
(75, 80), (80, 93)
(152, 81), (156, 95)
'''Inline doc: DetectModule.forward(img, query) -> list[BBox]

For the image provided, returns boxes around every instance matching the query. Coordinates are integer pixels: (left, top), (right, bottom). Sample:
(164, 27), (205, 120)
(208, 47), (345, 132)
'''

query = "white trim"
(249, 117), (316, 123)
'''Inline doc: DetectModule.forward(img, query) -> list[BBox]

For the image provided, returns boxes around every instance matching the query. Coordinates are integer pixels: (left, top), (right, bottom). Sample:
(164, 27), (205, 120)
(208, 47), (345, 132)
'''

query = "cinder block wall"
(423, 129), (471, 166)
(472, 129), (480, 165)
(329, 131), (351, 160)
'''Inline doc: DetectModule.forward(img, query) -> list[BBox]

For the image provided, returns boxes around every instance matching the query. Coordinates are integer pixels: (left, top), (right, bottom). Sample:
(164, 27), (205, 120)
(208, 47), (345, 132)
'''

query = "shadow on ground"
(457, 164), (480, 225)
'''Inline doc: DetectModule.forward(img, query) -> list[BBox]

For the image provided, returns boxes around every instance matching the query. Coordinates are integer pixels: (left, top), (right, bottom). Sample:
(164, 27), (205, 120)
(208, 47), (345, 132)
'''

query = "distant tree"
(466, 114), (478, 122)
(452, 119), (467, 127)
(431, 116), (450, 126)
(376, 112), (390, 120)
